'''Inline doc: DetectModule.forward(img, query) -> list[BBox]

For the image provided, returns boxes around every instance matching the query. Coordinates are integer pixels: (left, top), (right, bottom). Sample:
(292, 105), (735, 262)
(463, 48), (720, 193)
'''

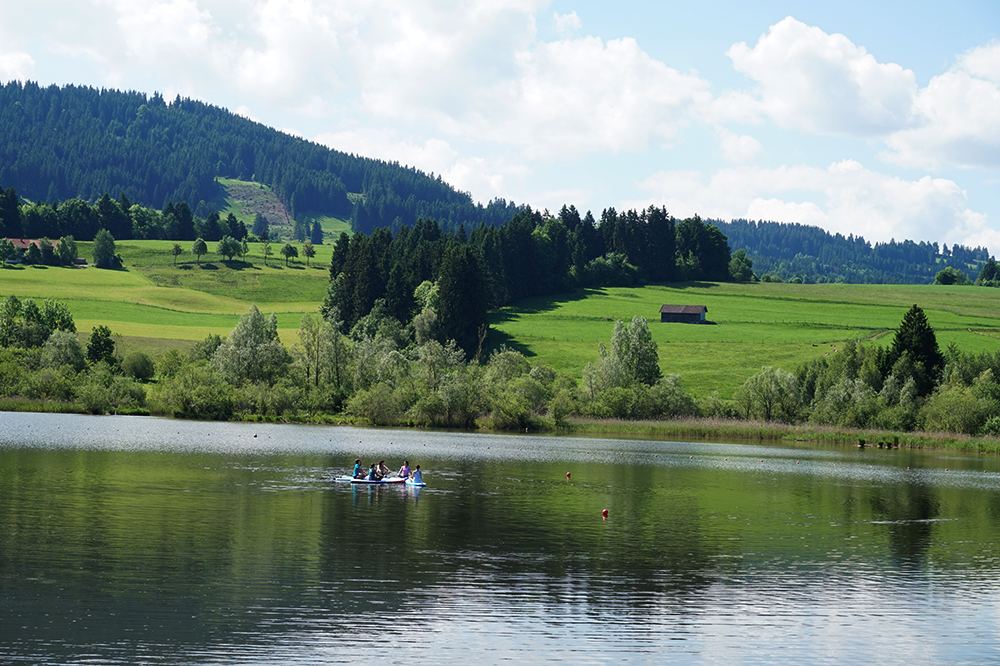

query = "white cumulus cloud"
(630, 160), (993, 248)
(0, 51), (35, 82)
(314, 128), (528, 202)
(716, 127), (763, 163)
(725, 16), (917, 136)
(553, 11), (581, 35)
(882, 41), (1000, 169)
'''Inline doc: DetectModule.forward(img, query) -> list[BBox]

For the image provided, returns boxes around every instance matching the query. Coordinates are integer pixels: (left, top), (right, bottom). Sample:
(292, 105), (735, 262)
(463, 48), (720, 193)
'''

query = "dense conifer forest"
(0, 81), (992, 285)
(716, 219), (990, 284)
(0, 81), (521, 233)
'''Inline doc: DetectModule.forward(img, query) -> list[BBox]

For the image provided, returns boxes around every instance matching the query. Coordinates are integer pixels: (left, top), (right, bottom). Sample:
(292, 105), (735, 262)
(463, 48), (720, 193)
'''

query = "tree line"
(4, 290), (1000, 440)
(320, 205), (742, 360)
(717, 219), (991, 284)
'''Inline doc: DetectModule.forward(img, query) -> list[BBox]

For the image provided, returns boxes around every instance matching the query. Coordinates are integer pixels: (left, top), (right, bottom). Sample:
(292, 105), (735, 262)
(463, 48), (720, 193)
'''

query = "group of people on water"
(352, 458), (422, 483)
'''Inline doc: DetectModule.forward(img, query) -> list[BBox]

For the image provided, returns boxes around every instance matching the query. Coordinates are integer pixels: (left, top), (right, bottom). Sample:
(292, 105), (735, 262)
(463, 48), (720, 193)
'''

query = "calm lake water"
(2, 412), (1000, 665)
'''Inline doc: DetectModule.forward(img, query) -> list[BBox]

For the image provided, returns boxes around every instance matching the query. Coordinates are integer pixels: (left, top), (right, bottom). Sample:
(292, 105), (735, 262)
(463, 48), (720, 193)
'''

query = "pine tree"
(436, 244), (487, 359)
(886, 304), (943, 394)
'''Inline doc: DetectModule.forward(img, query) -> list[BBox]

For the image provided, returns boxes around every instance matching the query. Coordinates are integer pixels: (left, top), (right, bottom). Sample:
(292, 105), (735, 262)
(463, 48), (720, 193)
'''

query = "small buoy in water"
(602, 508), (608, 520)
(253, 434), (257, 438)
(566, 472), (571, 480)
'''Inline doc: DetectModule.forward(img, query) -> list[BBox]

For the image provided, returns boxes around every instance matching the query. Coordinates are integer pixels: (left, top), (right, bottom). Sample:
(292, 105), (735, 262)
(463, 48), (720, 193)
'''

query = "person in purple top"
(397, 460), (410, 478)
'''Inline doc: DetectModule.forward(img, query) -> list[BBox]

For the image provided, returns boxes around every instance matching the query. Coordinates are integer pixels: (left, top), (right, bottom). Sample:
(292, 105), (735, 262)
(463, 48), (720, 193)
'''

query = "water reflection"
(2, 412), (1000, 664)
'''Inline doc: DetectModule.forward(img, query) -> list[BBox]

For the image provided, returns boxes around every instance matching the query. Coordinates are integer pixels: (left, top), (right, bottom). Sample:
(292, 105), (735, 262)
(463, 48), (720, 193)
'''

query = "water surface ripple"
(2, 412), (999, 664)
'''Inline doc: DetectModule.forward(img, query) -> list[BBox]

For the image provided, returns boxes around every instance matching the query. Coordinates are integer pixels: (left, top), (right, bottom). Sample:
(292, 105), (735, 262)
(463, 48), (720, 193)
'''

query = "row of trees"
(321, 209), (739, 359)
(0, 296), (151, 414)
(732, 305), (1000, 436)
(4, 286), (1000, 438)
(0, 185), (257, 244)
(718, 219), (991, 284)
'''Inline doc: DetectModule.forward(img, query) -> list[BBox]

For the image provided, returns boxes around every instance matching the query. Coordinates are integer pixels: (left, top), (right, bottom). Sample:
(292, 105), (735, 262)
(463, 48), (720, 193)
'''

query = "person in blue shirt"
(352, 459), (363, 478)
(367, 463), (378, 481)
(410, 465), (422, 484)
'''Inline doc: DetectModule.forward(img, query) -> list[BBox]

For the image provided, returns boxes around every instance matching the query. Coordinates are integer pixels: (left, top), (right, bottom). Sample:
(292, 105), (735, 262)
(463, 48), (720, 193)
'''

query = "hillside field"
(211, 178), (352, 242)
(491, 282), (1000, 397)
(2, 241), (999, 398)
(0, 239), (334, 351)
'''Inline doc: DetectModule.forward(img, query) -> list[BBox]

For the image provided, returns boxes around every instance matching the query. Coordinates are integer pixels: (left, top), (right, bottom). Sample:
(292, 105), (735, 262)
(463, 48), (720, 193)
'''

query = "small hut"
(659, 305), (707, 324)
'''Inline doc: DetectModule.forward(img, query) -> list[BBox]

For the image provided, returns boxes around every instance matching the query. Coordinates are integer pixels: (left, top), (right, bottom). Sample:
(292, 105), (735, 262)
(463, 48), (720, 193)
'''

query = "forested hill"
(716, 219), (991, 284)
(0, 81), (521, 232)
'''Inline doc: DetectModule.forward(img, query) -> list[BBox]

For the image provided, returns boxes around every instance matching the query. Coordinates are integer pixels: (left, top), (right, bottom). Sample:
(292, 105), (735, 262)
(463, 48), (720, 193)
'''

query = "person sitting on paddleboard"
(352, 459), (363, 479)
(397, 460), (410, 478)
(367, 463), (378, 481)
(411, 465), (422, 484)
(377, 460), (391, 479)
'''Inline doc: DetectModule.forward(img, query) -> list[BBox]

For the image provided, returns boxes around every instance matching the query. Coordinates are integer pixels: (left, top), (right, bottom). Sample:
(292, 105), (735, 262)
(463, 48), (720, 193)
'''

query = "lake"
(2, 412), (1000, 665)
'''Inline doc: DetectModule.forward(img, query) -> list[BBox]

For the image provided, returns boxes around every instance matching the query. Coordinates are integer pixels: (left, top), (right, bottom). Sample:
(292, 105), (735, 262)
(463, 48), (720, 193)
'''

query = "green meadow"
(0, 239), (335, 347)
(3, 240), (1000, 400)
(490, 282), (1000, 397)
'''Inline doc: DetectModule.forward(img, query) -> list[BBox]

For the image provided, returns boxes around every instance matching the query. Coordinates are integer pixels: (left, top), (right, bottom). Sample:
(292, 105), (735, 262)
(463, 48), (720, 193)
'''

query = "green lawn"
(490, 282), (1000, 398)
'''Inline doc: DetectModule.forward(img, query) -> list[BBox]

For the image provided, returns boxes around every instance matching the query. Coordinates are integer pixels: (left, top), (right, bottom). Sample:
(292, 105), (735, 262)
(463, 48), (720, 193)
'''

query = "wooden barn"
(659, 304), (708, 324)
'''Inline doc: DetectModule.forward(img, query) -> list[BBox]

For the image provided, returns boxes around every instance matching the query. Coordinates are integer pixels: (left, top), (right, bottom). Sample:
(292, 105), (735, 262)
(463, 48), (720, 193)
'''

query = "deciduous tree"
(192, 237), (207, 265)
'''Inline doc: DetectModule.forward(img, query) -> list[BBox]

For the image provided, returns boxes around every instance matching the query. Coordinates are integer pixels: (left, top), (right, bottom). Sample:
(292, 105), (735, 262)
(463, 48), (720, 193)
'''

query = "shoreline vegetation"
(3, 399), (997, 455)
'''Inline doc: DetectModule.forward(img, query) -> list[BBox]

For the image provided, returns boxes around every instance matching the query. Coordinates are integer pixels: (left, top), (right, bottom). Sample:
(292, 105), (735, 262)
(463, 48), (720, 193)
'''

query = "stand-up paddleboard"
(334, 474), (406, 484)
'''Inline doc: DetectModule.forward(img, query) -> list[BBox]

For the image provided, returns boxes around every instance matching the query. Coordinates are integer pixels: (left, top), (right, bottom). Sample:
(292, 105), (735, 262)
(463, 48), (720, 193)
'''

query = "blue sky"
(1, 0), (998, 252)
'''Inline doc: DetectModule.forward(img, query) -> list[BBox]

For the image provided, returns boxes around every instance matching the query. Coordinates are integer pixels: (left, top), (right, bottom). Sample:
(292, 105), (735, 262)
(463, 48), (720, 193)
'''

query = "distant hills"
(0, 81), (521, 234)
(715, 219), (990, 284)
(0, 80), (991, 284)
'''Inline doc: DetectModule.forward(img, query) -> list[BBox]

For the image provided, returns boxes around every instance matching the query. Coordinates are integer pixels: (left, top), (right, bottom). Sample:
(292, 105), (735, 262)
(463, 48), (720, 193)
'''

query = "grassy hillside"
(0, 239), (333, 347)
(210, 178), (352, 242)
(3, 244), (999, 400)
(490, 282), (1000, 398)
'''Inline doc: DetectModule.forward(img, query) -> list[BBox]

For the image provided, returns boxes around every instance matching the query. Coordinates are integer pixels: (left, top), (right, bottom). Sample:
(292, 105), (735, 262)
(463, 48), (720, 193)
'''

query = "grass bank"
(555, 416), (1000, 454)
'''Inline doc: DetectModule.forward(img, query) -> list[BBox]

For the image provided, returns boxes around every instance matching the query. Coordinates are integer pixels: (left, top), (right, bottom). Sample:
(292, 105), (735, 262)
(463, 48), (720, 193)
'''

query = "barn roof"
(7, 238), (59, 251)
(659, 305), (707, 314)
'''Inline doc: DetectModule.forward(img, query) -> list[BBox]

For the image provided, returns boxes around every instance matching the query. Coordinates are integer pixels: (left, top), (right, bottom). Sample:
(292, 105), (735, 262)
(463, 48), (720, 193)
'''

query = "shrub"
(122, 351), (155, 382)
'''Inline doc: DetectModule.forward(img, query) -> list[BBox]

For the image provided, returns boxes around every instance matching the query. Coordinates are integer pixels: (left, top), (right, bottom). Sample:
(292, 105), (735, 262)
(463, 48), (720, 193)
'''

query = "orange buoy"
(602, 508), (608, 520)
